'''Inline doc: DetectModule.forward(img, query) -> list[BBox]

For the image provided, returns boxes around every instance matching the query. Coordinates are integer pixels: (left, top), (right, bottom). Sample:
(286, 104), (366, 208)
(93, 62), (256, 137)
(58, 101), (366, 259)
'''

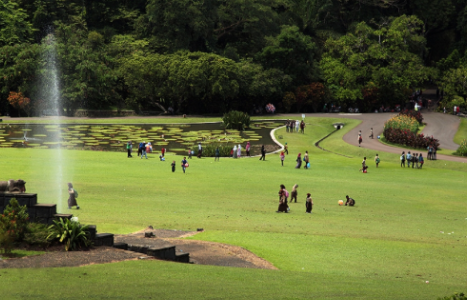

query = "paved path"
(305, 112), (466, 162)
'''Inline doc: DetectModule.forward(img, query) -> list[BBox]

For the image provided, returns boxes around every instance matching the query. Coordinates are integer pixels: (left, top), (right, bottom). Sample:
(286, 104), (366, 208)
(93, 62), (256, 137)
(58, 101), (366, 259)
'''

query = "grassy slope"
(453, 118), (467, 145)
(0, 117), (466, 299)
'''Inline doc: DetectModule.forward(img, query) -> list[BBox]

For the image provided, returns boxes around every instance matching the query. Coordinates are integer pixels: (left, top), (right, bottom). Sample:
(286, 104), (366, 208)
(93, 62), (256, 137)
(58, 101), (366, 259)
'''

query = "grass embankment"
(0, 117), (466, 299)
(454, 118), (467, 145)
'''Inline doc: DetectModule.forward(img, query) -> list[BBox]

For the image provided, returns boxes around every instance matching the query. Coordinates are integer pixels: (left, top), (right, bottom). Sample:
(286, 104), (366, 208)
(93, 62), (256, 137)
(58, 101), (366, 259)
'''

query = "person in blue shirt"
(181, 157), (188, 173)
(419, 153), (424, 169)
(406, 151), (412, 168)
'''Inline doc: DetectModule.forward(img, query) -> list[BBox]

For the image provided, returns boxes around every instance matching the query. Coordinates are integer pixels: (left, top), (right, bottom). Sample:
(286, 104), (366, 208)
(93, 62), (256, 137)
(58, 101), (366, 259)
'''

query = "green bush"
(222, 110), (250, 131)
(23, 223), (54, 249)
(48, 218), (91, 251)
(0, 199), (29, 254)
(192, 143), (235, 157)
(455, 139), (467, 156)
(438, 292), (466, 300)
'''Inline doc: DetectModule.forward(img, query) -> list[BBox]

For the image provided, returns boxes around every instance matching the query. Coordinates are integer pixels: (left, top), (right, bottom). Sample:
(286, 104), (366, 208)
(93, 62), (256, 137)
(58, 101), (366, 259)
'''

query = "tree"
(321, 15), (433, 110)
(0, 0), (35, 46)
(7, 91), (31, 116)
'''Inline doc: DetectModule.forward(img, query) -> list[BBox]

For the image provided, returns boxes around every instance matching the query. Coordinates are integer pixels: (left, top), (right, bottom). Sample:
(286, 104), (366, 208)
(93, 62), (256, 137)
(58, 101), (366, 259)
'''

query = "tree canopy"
(1, 0), (467, 116)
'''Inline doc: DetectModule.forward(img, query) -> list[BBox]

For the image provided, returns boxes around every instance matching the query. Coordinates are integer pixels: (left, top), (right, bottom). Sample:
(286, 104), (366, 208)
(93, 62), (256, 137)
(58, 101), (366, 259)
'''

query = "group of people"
(400, 151), (425, 168)
(426, 145), (437, 160)
(285, 119), (306, 134)
(277, 184), (313, 213)
(231, 142), (251, 158)
(126, 141), (153, 159)
(294, 151), (310, 169)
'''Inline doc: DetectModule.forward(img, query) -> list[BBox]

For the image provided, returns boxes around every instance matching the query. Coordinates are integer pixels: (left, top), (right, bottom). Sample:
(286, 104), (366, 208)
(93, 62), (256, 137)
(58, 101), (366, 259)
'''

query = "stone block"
(147, 246), (176, 260)
(87, 225), (96, 241)
(175, 253), (190, 263)
(113, 242), (128, 250)
(34, 204), (57, 218)
(0, 206), (4, 214)
(5, 193), (37, 207)
(53, 214), (73, 220)
(27, 207), (36, 218)
(94, 233), (114, 247)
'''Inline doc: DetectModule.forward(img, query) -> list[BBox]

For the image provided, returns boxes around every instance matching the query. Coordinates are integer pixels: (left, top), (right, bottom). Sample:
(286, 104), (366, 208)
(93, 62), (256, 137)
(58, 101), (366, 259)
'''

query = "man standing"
(181, 157), (188, 173)
(141, 141), (147, 159)
(197, 143), (202, 158)
(126, 141), (133, 158)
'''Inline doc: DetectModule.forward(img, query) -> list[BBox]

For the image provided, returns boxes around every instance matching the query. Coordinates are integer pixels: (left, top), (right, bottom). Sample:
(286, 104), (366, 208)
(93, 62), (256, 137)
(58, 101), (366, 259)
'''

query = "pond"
(0, 121), (284, 156)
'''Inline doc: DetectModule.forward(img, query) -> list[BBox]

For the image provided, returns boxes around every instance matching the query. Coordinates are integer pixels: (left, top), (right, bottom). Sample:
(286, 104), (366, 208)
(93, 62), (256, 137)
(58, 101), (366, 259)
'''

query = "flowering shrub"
(399, 109), (423, 124)
(0, 199), (29, 254)
(384, 115), (419, 133)
(455, 139), (467, 156)
(384, 127), (440, 149)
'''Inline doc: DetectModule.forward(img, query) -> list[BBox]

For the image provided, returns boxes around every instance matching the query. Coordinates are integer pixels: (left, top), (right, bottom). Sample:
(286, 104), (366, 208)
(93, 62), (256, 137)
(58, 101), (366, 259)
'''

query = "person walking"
(290, 184), (298, 203)
(360, 157), (367, 172)
(286, 119), (290, 133)
(300, 120), (305, 134)
(141, 141), (147, 159)
(237, 144), (242, 158)
(369, 128), (374, 139)
(400, 151), (406, 167)
(126, 141), (133, 158)
(406, 151), (412, 168)
(181, 157), (188, 174)
(233, 145), (238, 158)
(197, 143), (203, 158)
(296, 120), (300, 133)
(413, 153), (419, 169)
(375, 154), (380, 168)
(358, 130), (362, 147)
(67, 183), (80, 209)
(280, 151), (285, 166)
(215, 147), (220, 161)
(245, 142), (251, 156)
(276, 185), (288, 213)
(161, 147), (166, 157)
(305, 193), (313, 213)
(138, 141), (144, 157)
(295, 153), (302, 169)
(304, 151), (309, 169)
(284, 142), (288, 155)
(419, 153), (424, 169)
(259, 145), (266, 161)
(171, 161), (176, 172)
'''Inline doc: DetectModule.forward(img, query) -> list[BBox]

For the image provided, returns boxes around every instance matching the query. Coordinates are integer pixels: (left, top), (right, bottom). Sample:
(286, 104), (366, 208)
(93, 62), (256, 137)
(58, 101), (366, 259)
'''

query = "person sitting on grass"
(345, 195), (355, 206)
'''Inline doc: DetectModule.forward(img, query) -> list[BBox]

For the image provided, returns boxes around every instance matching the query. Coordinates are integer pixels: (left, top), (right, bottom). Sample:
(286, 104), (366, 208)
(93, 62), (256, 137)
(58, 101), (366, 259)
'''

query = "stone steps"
(113, 241), (190, 263)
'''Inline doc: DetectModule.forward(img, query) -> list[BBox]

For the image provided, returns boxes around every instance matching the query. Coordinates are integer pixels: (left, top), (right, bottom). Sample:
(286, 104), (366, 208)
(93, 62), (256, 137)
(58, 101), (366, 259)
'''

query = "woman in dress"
(233, 145), (238, 158)
(290, 184), (298, 203)
(67, 183), (80, 209)
(245, 142), (251, 156)
(237, 144), (242, 158)
(276, 184), (289, 213)
(295, 153), (302, 169)
(304, 151), (309, 169)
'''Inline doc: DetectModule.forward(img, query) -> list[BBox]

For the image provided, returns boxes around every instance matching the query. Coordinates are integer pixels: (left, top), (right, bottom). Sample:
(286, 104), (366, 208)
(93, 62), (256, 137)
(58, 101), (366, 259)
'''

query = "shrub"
(0, 199), (29, 254)
(455, 139), (467, 156)
(48, 218), (91, 251)
(222, 110), (250, 131)
(399, 109), (423, 124)
(438, 292), (466, 300)
(23, 223), (54, 249)
(192, 143), (235, 157)
(383, 127), (440, 149)
(384, 115), (419, 133)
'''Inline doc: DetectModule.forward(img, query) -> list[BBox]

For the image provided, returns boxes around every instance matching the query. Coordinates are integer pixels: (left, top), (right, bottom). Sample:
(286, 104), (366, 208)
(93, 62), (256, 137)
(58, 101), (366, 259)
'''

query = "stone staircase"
(0, 193), (190, 263)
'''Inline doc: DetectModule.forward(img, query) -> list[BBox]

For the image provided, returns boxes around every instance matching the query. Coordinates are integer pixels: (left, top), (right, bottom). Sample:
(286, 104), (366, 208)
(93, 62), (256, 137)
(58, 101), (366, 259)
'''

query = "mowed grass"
(454, 118), (467, 145)
(0, 117), (466, 299)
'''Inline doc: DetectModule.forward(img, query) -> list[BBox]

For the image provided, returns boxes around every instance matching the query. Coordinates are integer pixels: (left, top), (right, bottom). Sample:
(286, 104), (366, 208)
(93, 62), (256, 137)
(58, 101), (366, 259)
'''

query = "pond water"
(0, 121), (283, 156)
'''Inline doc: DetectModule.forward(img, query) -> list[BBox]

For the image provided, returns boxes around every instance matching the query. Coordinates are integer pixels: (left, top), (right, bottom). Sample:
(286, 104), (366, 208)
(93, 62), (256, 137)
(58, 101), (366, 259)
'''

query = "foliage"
(455, 139), (467, 156)
(383, 127), (440, 149)
(23, 222), (54, 249)
(282, 92), (296, 113)
(0, 0), (35, 46)
(222, 110), (250, 131)
(321, 15), (433, 109)
(438, 292), (467, 300)
(191, 143), (235, 157)
(48, 217), (90, 251)
(398, 109), (424, 124)
(384, 115), (419, 133)
(7, 91), (30, 117)
(0, 198), (29, 254)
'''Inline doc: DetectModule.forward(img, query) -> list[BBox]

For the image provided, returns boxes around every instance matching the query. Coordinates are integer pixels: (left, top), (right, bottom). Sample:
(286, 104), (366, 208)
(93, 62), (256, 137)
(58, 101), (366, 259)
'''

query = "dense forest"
(1, 0), (467, 116)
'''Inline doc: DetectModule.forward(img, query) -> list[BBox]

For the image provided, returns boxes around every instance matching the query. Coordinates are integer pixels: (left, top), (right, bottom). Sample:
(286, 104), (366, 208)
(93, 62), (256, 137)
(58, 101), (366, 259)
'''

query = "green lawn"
(454, 118), (467, 145)
(0, 117), (465, 299)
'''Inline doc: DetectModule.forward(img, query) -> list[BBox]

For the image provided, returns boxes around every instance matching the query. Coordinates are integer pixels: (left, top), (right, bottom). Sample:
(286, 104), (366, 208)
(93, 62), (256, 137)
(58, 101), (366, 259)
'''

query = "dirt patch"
(0, 228), (277, 270)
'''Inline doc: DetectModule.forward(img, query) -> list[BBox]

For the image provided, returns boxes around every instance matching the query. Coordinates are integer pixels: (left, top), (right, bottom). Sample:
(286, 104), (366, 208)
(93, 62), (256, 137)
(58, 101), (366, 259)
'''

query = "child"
(171, 161), (176, 172)
(280, 151), (285, 166)
(375, 154), (380, 168)
(369, 128), (374, 139)
(305, 193), (313, 213)
(400, 151), (405, 168)
(345, 195), (355, 206)
(360, 157), (367, 172)
(188, 150), (192, 159)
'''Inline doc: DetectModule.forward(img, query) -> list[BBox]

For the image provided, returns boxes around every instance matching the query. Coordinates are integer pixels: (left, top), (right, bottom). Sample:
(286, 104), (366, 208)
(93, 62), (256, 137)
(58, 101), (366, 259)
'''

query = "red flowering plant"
(399, 109), (423, 124)
(0, 199), (29, 254)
